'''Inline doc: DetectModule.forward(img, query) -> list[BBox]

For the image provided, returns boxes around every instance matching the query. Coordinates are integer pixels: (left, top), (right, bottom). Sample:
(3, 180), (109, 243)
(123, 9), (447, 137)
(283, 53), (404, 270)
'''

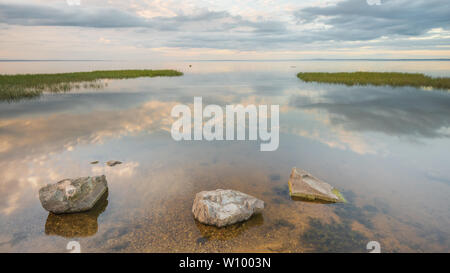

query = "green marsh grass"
(297, 72), (450, 90)
(0, 69), (183, 101)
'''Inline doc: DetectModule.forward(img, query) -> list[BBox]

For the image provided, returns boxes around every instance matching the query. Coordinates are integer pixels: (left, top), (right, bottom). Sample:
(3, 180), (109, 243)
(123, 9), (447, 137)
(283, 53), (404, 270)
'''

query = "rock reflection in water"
(290, 196), (336, 204)
(44, 191), (108, 238)
(194, 214), (264, 241)
(301, 217), (368, 253)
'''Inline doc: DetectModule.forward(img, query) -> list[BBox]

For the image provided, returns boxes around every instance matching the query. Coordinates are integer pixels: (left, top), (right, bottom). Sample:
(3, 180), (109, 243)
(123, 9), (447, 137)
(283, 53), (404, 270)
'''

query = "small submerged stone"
(288, 168), (345, 203)
(39, 175), (108, 214)
(90, 161), (99, 164)
(196, 237), (208, 245)
(192, 189), (264, 227)
(106, 160), (122, 167)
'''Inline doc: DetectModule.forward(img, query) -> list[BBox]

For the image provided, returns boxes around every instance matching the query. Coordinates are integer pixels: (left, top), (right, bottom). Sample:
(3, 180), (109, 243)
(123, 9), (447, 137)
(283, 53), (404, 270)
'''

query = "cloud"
(0, 2), (286, 34)
(0, 1), (294, 52)
(0, 0), (448, 58)
(0, 2), (149, 28)
(294, 0), (450, 42)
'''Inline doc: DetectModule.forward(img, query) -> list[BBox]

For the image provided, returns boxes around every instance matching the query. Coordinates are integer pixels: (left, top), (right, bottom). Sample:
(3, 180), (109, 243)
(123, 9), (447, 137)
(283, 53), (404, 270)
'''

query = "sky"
(0, 0), (449, 60)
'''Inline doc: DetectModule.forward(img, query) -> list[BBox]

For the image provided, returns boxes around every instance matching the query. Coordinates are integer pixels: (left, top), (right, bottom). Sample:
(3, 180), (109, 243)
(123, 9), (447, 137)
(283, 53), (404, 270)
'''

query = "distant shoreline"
(0, 59), (109, 62)
(185, 59), (450, 62)
(1, 58), (450, 62)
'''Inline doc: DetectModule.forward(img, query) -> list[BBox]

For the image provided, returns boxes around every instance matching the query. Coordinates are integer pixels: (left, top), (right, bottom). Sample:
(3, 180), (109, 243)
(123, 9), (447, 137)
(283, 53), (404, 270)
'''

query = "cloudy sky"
(0, 0), (449, 60)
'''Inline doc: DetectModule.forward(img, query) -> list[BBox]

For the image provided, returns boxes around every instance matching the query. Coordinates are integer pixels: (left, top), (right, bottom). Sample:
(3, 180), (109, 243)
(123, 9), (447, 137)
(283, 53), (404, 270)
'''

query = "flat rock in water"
(106, 160), (122, 167)
(39, 175), (108, 214)
(288, 168), (345, 203)
(192, 189), (264, 227)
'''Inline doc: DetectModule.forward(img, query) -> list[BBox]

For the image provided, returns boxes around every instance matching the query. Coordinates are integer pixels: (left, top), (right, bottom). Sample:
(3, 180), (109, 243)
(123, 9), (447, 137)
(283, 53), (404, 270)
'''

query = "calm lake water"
(0, 60), (449, 252)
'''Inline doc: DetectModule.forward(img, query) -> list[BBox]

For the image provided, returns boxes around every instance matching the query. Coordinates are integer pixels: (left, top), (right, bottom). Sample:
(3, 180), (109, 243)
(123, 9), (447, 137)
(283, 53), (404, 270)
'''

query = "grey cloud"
(0, 3), (223, 29)
(294, 0), (450, 41)
(0, 2), (292, 50)
(0, 3), (148, 28)
(0, 0), (448, 51)
(0, 2), (286, 34)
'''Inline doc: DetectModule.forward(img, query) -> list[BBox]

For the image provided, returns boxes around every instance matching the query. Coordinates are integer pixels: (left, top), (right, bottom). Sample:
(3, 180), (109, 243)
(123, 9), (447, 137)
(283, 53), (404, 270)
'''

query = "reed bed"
(0, 69), (183, 101)
(297, 72), (450, 90)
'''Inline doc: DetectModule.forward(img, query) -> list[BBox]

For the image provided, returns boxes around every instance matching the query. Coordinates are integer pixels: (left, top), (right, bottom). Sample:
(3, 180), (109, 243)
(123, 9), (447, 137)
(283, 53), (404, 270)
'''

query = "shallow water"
(0, 60), (449, 253)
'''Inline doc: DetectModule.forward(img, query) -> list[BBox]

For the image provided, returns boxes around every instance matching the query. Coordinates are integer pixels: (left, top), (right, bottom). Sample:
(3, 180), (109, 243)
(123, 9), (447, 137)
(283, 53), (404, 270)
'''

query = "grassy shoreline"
(0, 69), (183, 101)
(297, 72), (450, 90)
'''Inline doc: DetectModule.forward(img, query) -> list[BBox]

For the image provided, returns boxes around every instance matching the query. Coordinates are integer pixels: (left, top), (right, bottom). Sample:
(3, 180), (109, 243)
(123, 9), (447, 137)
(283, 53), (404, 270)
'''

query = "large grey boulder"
(192, 189), (264, 227)
(39, 175), (108, 214)
(288, 168), (345, 203)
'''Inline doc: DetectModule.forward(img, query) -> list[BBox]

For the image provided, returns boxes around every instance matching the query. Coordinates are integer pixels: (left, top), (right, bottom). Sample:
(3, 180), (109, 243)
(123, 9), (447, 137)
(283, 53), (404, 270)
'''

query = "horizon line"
(1, 58), (450, 62)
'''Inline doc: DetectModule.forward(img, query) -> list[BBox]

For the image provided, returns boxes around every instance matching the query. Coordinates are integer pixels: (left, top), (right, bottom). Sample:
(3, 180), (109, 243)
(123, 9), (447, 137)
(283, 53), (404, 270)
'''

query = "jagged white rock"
(192, 189), (264, 227)
(288, 168), (345, 203)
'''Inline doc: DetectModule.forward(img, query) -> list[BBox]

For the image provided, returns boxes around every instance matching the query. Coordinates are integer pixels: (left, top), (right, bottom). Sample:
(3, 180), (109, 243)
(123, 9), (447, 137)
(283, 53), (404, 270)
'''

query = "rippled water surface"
(0, 60), (449, 252)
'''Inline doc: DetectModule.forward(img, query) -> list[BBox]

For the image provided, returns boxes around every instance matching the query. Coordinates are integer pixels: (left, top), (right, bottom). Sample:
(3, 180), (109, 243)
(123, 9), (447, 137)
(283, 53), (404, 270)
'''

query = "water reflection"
(301, 217), (368, 253)
(289, 85), (450, 139)
(0, 61), (449, 252)
(290, 196), (336, 204)
(0, 100), (177, 163)
(0, 99), (175, 216)
(0, 232), (28, 248)
(194, 214), (264, 241)
(45, 191), (108, 238)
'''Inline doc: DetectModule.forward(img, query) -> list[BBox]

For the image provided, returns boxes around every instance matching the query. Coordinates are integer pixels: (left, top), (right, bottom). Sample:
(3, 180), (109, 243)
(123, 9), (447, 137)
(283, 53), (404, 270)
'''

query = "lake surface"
(0, 60), (449, 252)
